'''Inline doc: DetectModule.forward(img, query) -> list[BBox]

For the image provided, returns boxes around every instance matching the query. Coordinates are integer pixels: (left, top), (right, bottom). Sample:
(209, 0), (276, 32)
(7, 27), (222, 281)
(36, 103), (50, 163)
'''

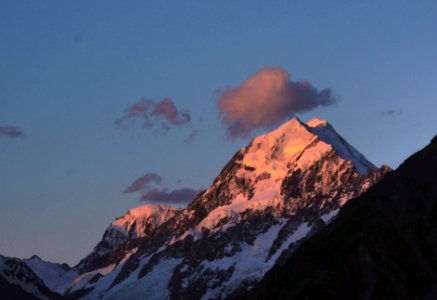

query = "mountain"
(23, 255), (78, 295)
(76, 204), (179, 274)
(0, 255), (65, 300)
(63, 117), (388, 300)
(0, 117), (389, 300)
(245, 135), (437, 300)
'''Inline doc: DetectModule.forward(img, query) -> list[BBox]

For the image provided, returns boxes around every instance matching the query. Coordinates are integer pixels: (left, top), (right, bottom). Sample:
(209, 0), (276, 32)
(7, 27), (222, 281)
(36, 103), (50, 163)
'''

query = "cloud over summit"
(217, 67), (337, 139)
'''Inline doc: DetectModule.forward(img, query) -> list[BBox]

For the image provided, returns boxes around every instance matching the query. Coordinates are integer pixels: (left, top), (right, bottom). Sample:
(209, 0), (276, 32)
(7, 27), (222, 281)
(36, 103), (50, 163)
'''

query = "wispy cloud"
(115, 98), (191, 132)
(379, 110), (401, 117)
(124, 172), (200, 205)
(0, 125), (23, 138)
(217, 67), (337, 139)
(140, 188), (202, 204)
(123, 172), (162, 193)
(183, 129), (199, 144)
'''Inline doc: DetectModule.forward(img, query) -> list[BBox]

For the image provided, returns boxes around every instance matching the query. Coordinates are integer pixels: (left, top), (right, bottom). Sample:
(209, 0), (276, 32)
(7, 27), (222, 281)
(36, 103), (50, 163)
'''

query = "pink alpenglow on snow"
(123, 172), (163, 193)
(115, 98), (191, 131)
(0, 125), (23, 138)
(141, 188), (202, 204)
(217, 67), (337, 139)
(110, 204), (178, 239)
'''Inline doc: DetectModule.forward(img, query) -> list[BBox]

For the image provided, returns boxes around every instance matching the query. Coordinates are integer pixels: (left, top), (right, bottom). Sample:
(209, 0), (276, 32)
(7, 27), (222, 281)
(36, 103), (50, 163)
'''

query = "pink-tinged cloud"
(0, 125), (23, 138)
(217, 67), (337, 139)
(115, 98), (191, 132)
(123, 172), (162, 193)
(152, 98), (191, 125)
(140, 188), (202, 204)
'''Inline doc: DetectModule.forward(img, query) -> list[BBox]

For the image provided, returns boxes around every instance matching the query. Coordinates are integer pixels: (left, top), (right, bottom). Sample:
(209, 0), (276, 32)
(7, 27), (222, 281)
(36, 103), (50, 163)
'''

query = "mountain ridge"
(0, 117), (390, 300)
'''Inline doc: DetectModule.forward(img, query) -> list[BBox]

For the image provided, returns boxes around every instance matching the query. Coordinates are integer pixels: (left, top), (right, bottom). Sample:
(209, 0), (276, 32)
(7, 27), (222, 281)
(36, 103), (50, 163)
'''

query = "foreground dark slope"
(246, 135), (437, 300)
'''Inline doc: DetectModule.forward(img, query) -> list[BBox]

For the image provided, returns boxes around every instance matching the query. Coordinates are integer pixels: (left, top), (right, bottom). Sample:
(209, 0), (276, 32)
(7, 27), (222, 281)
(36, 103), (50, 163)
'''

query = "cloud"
(123, 172), (162, 193)
(0, 125), (23, 138)
(140, 188), (201, 204)
(123, 172), (200, 204)
(183, 129), (199, 144)
(217, 67), (337, 139)
(115, 98), (191, 132)
(380, 110), (401, 117)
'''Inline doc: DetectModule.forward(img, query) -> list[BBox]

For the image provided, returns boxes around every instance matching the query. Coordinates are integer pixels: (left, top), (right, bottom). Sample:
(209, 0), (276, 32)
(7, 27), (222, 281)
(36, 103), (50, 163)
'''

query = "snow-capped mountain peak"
(75, 204), (179, 274)
(305, 117), (376, 174)
(66, 117), (389, 300)
(1, 117), (391, 300)
(110, 204), (178, 238)
(23, 256), (77, 295)
(307, 116), (331, 128)
(243, 116), (374, 175)
(0, 255), (65, 300)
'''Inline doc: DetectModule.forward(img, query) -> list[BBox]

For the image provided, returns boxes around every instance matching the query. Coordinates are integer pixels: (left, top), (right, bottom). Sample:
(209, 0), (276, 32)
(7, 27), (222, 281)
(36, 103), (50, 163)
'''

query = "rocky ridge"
(0, 117), (390, 300)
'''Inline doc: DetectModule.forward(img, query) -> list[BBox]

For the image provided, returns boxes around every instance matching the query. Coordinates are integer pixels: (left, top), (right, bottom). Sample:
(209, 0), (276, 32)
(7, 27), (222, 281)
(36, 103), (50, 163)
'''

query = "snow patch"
(24, 256), (78, 294)
(103, 258), (183, 300)
(69, 248), (139, 297)
(199, 221), (312, 299)
(306, 118), (375, 174)
(321, 209), (339, 224)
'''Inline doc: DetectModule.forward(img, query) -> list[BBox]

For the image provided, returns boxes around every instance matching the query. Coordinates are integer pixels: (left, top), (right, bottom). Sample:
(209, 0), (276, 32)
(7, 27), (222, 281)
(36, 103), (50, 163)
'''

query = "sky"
(1, 1), (436, 265)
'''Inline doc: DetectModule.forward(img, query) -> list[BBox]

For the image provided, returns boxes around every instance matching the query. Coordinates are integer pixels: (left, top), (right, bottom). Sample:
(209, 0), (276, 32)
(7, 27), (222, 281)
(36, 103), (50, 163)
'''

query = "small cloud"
(123, 172), (200, 205)
(140, 188), (202, 204)
(217, 67), (337, 139)
(115, 98), (191, 132)
(123, 172), (162, 193)
(379, 110), (401, 117)
(183, 129), (199, 144)
(0, 125), (23, 138)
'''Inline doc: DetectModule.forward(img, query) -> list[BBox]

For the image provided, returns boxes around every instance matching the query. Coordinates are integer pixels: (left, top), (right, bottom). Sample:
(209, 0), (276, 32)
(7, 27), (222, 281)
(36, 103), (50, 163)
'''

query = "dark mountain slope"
(246, 135), (437, 300)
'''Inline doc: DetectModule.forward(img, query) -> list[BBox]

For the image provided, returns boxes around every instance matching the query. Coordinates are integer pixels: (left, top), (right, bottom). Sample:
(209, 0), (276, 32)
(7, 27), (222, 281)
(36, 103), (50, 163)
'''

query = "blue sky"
(1, 1), (436, 264)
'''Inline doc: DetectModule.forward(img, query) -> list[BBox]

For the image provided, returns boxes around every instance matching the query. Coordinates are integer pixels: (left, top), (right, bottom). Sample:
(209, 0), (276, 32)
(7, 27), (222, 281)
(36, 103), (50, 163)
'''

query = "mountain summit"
(0, 117), (390, 300)
(63, 117), (388, 300)
(246, 134), (437, 300)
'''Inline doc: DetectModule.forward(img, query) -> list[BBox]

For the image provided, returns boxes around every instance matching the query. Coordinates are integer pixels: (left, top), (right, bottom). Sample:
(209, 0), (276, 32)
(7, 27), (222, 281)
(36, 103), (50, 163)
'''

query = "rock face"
(64, 117), (388, 300)
(245, 134), (437, 300)
(0, 117), (389, 300)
